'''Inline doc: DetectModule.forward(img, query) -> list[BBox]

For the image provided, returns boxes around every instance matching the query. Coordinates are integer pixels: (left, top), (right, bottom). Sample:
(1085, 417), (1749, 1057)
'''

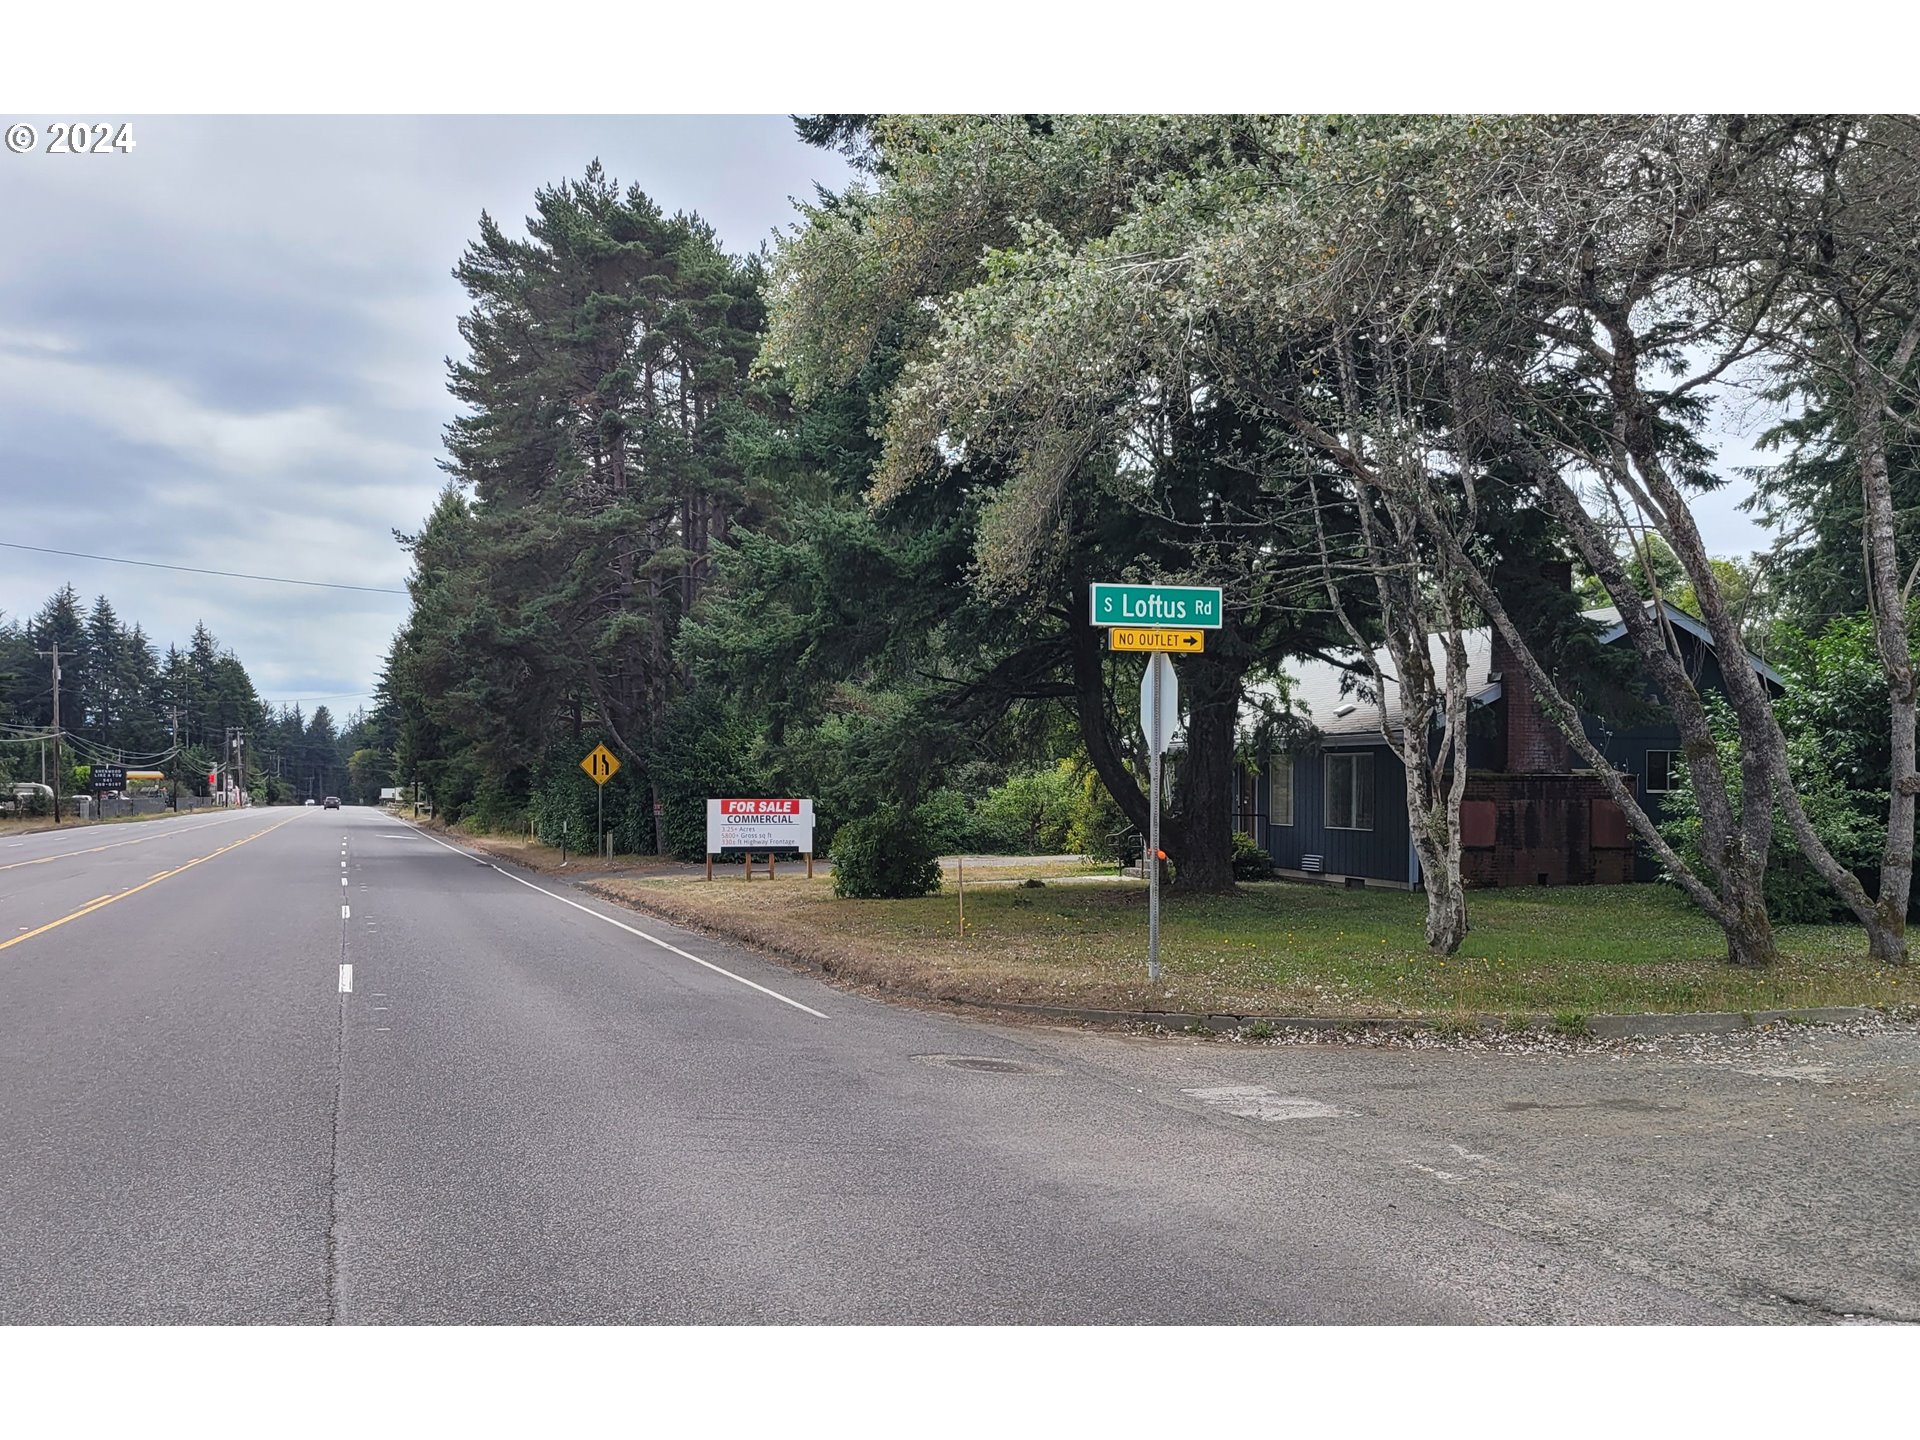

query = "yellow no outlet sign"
(1108, 627), (1204, 653)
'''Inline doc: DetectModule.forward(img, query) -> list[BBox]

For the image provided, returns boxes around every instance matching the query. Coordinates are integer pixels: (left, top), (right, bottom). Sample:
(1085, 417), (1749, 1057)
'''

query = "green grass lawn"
(604, 871), (1910, 1019)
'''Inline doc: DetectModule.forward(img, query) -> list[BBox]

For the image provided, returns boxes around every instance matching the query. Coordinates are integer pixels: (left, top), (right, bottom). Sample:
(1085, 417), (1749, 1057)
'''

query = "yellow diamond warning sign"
(580, 743), (621, 785)
(1108, 627), (1204, 654)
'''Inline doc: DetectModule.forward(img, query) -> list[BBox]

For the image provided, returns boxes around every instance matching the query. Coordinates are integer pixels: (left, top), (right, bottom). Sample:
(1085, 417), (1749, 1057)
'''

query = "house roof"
(1582, 603), (1788, 689)
(1257, 601), (1781, 744)
(1267, 629), (1500, 743)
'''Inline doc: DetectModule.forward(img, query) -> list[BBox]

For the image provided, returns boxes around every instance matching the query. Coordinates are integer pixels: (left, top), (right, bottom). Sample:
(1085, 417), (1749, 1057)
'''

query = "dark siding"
(1265, 745), (1411, 884)
(1580, 633), (1747, 880)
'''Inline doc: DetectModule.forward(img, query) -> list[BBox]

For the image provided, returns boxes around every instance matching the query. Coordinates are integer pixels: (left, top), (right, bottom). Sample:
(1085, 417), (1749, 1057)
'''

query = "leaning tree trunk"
(1396, 473), (1780, 966)
(1513, 423), (1778, 965)
(1854, 340), (1917, 965)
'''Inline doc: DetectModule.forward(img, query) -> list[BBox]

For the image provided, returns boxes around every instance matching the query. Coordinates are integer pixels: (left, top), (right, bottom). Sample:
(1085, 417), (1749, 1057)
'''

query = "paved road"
(2, 806), (1902, 1323)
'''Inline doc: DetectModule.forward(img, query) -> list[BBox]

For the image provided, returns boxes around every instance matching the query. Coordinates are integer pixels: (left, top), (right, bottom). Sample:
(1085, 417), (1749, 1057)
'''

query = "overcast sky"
(1, 115), (1776, 717)
(0, 116), (853, 714)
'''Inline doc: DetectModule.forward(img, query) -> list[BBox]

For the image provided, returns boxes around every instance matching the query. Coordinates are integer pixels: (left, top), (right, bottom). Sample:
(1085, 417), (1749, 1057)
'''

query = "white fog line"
(338, 964), (352, 993)
(411, 827), (827, 1019)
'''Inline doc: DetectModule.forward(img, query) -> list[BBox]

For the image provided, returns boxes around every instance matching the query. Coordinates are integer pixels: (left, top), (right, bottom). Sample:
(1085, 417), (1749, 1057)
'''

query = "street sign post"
(580, 744), (620, 860)
(1092, 581), (1208, 983)
(1090, 583), (1223, 630)
(1139, 651), (1180, 982)
(1108, 627), (1204, 653)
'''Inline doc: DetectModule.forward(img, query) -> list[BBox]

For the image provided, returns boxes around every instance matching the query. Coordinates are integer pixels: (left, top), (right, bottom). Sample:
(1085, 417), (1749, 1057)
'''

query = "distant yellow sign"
(580, 743), (621, 785)
(1108, 627), (1204, 654)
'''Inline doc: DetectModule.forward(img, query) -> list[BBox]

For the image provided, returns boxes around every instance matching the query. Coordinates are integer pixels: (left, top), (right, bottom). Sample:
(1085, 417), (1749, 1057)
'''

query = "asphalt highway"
(0, 807), (1749, 1322)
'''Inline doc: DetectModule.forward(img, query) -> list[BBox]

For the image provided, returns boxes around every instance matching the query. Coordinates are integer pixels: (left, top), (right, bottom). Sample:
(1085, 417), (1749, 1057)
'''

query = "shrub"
(1232, 830), (1276, 880)
(1066, 766), (1131, 860)
(971, 762), (1079, 853)
(1658, 699), (1883, 923)
(915, 787), (973, 855)
(830, 811), (943, 898)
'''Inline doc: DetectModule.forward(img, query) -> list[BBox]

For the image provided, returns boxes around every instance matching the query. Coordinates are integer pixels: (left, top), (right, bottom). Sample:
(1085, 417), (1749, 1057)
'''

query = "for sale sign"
(705, 798), (814, 854)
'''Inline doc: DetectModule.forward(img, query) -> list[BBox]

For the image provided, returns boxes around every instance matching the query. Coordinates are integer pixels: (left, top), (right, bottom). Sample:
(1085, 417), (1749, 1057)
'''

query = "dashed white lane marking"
(410, 827), (827, 1019)
(341, 877), (348, 887)
(1183, 1086), (1345, 1121)
(341, 904), (351, 919)
(338, 964), (352, 993)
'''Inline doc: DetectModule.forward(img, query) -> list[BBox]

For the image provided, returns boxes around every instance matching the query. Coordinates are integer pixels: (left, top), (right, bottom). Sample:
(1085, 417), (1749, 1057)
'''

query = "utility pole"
(36, 642), (62, 823)
(167, 707), (180, 811)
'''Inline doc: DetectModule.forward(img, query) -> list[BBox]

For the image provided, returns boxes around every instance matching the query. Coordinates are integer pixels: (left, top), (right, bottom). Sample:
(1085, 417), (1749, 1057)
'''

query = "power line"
(0, 541), (409, 595)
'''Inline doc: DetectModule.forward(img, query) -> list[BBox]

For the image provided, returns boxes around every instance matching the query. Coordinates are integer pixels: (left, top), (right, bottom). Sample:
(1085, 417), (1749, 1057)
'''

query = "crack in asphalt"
(1762, 1286), (1917, 1325)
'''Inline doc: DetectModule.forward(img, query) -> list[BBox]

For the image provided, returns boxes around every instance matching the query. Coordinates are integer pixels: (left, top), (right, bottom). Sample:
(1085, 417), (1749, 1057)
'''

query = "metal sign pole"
(1148, 655), (1163, 983)
(597, 783), (604, 862)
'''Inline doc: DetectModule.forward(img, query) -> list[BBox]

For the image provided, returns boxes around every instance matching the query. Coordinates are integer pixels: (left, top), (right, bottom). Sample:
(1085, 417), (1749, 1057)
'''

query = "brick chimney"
(1494, 561), (1571, 774)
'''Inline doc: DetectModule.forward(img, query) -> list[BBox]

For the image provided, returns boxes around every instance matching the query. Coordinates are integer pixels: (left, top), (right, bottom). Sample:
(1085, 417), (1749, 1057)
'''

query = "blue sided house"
(1233, 584), (1785, 891)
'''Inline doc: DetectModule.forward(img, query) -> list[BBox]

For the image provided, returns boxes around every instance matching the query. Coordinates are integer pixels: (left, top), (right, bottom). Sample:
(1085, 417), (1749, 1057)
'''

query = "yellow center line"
(0, 814), (302, 955)
(0, 814), (253, 874)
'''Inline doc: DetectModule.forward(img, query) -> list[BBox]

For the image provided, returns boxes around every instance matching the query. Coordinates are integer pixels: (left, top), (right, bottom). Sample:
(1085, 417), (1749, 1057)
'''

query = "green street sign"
(1089, 583), (1224, 630)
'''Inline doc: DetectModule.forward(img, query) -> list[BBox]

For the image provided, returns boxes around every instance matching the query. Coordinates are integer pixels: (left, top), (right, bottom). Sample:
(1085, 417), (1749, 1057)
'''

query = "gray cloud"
(2, 116), (1780, 717)
(0, 115), (851, 710)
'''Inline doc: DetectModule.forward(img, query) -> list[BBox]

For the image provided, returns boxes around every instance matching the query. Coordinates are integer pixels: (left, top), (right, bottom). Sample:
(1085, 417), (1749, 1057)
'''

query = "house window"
(1268, 756), (1294, 827)
(1645, 750), (1684, 793)
(1325, 751), (1375, 831)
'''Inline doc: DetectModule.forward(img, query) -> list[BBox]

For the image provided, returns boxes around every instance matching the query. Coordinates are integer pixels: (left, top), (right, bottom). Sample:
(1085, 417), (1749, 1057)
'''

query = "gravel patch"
(1138, 1006), (1920, 1059)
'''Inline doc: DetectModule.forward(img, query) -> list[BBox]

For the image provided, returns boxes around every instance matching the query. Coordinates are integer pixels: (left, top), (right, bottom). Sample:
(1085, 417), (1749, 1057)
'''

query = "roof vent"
(1334, 703), (1357, 718)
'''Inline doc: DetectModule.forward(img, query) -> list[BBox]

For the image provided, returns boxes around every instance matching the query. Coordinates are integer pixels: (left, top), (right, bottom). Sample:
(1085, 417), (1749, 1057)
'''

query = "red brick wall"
(1492, 626), (1566, 774)
(1459, 774), (1634, 887)
(1492, 560), (1573, 774)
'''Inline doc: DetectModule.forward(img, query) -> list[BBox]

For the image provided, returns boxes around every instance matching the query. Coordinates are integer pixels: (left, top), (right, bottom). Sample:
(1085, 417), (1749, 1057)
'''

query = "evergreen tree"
(83, 596), (122, 744)
(401, 164), (766, 842)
